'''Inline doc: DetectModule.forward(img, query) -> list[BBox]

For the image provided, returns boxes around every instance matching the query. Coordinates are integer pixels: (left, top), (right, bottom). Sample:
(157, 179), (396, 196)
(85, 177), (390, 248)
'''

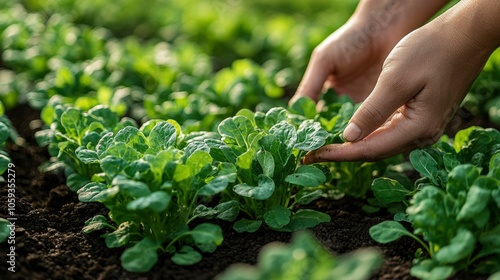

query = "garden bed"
(0, 105), (491, 280)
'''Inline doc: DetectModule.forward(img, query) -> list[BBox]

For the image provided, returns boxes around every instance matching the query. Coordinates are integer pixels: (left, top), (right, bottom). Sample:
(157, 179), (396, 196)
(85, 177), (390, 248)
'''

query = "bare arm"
(303, 0), (500, 163)
(292, 0), (451, 103)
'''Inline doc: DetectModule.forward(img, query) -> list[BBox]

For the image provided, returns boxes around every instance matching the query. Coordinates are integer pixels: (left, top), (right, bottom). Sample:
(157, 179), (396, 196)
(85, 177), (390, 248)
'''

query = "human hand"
(302, 15), (495, 163)
(290, 0), (450, 104)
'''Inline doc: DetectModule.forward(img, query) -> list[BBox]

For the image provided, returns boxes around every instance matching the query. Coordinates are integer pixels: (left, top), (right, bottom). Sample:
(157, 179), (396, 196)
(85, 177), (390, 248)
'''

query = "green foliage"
(192, 107), (331, 232)
(217, 231), (382, 280)
(39, 105), (229, 272)
(290, 93), (410, 199)
(0, 105), (17, 177)
(0, 218), (10, 243)
(370, 127), (500, 279)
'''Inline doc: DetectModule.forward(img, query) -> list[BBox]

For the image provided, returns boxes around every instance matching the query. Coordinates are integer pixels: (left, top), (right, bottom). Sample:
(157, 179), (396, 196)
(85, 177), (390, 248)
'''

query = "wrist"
(350, 0), (450, 47)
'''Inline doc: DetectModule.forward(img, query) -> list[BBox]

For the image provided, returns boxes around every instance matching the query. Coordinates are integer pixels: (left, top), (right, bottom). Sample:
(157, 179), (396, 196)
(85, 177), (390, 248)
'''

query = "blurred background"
(1, 0), (499, 130)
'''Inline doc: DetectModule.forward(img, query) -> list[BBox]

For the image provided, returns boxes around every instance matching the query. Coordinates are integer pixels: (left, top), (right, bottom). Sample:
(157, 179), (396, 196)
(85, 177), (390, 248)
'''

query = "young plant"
(370, 127), (500, 279)
(0, 102), (17, 178)
(77, 118), (231, 272)
(191, 107), (331, 233)
(35, 104), (138, 188)
(290, 94), (411, 199)
(217, 231), (382, 280)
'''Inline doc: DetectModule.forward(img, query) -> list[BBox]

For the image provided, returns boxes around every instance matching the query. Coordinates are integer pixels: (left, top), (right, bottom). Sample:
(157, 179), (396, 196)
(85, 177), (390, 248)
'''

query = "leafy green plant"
(191, 107), (331, 232)
(217, 231), (382, 280)
(37, 105), (231, 272)
(35, 105), (133, 182)
(370, 127), (500, 279)
(80, 125), (227, 270)
(0, 102), (16, 178)
(0, 218), (10, 243)
(290, 94), (411, 200)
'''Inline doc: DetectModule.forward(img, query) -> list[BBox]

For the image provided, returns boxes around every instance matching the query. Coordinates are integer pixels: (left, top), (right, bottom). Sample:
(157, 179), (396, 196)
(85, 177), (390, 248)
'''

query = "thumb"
(343, 70), (422, 142)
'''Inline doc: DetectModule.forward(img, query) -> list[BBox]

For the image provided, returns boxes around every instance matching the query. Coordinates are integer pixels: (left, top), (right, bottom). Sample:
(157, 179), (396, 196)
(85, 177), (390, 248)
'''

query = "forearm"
(436, 0), (500, 52)
(352, 0), (451, 36)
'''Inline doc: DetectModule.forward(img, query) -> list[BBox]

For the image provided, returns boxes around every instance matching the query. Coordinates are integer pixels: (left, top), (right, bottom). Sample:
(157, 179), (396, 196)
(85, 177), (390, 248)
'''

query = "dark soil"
(0, 105), (492, 280)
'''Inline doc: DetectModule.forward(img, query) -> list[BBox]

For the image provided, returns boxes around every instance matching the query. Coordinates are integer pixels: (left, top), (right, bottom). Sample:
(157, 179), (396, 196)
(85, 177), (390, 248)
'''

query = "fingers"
(290, 48), (333, 104)
(342, 62), (425, 142)
(303, 112), (429, 162)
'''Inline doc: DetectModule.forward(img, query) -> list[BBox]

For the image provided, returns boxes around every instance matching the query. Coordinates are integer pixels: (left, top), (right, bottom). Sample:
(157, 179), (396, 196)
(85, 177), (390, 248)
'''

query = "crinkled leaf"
(104, 222), (131, 248)
(285, 165), (326, 187)
(60, 107), (84, 140)
(214, 200), (240, 222)
(263, 107), (288, 129)
(148, 122), (177, 150)
(105, 142), (141, 162)
(295, 120), (328, 151)
(121, 237), (159, 273)
(260, 134), (291, 169)
(77, 182), (108, 202)
(234, 218), (262, 233)
(371, 178), (410, 204)
(127, 191), (170, 212)
(264, 206), (291, 229)
(269, 121), (297, 150)
(218, 116), (254, 147)
(88, 105), (119, 129)
(82, 215), (112, 233)
(100, 155), (127, 176)
(96, 132), (113, 158)
(76, 148), (99, 164)
(233, 174), (275, 200)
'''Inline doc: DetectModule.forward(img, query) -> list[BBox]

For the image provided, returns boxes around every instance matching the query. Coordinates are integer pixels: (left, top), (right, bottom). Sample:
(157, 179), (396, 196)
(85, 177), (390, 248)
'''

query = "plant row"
(370, 127), (500, 279)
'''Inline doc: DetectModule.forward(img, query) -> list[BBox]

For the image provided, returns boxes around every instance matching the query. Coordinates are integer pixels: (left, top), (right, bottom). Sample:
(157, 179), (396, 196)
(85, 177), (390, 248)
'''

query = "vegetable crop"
(370, 127), (500, 279)
(217, 231), (382, 280)
(190, 106), (331, 232)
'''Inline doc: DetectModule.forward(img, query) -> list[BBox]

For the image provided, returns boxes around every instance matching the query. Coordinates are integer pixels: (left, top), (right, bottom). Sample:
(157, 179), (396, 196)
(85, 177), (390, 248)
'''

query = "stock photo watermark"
(5, 162), (17, 273)
(338, 0), (403, 63)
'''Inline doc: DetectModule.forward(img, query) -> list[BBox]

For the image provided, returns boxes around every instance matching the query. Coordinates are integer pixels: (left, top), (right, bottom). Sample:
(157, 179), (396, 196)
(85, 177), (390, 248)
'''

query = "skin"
(293, 0), (500, 163)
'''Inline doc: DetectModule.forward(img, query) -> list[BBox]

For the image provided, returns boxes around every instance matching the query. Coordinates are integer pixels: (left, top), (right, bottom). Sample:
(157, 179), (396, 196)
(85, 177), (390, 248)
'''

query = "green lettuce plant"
(370, 127), (500, 279)
(79, 119), (231, 272)
(190, 107), (331, 233)
(217, 231), (382, 280)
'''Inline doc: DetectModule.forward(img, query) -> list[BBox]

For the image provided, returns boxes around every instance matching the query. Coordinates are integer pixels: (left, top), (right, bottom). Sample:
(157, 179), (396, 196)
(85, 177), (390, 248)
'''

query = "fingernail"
(343, 122), (362, 142)
(302, 150), (316, 164)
